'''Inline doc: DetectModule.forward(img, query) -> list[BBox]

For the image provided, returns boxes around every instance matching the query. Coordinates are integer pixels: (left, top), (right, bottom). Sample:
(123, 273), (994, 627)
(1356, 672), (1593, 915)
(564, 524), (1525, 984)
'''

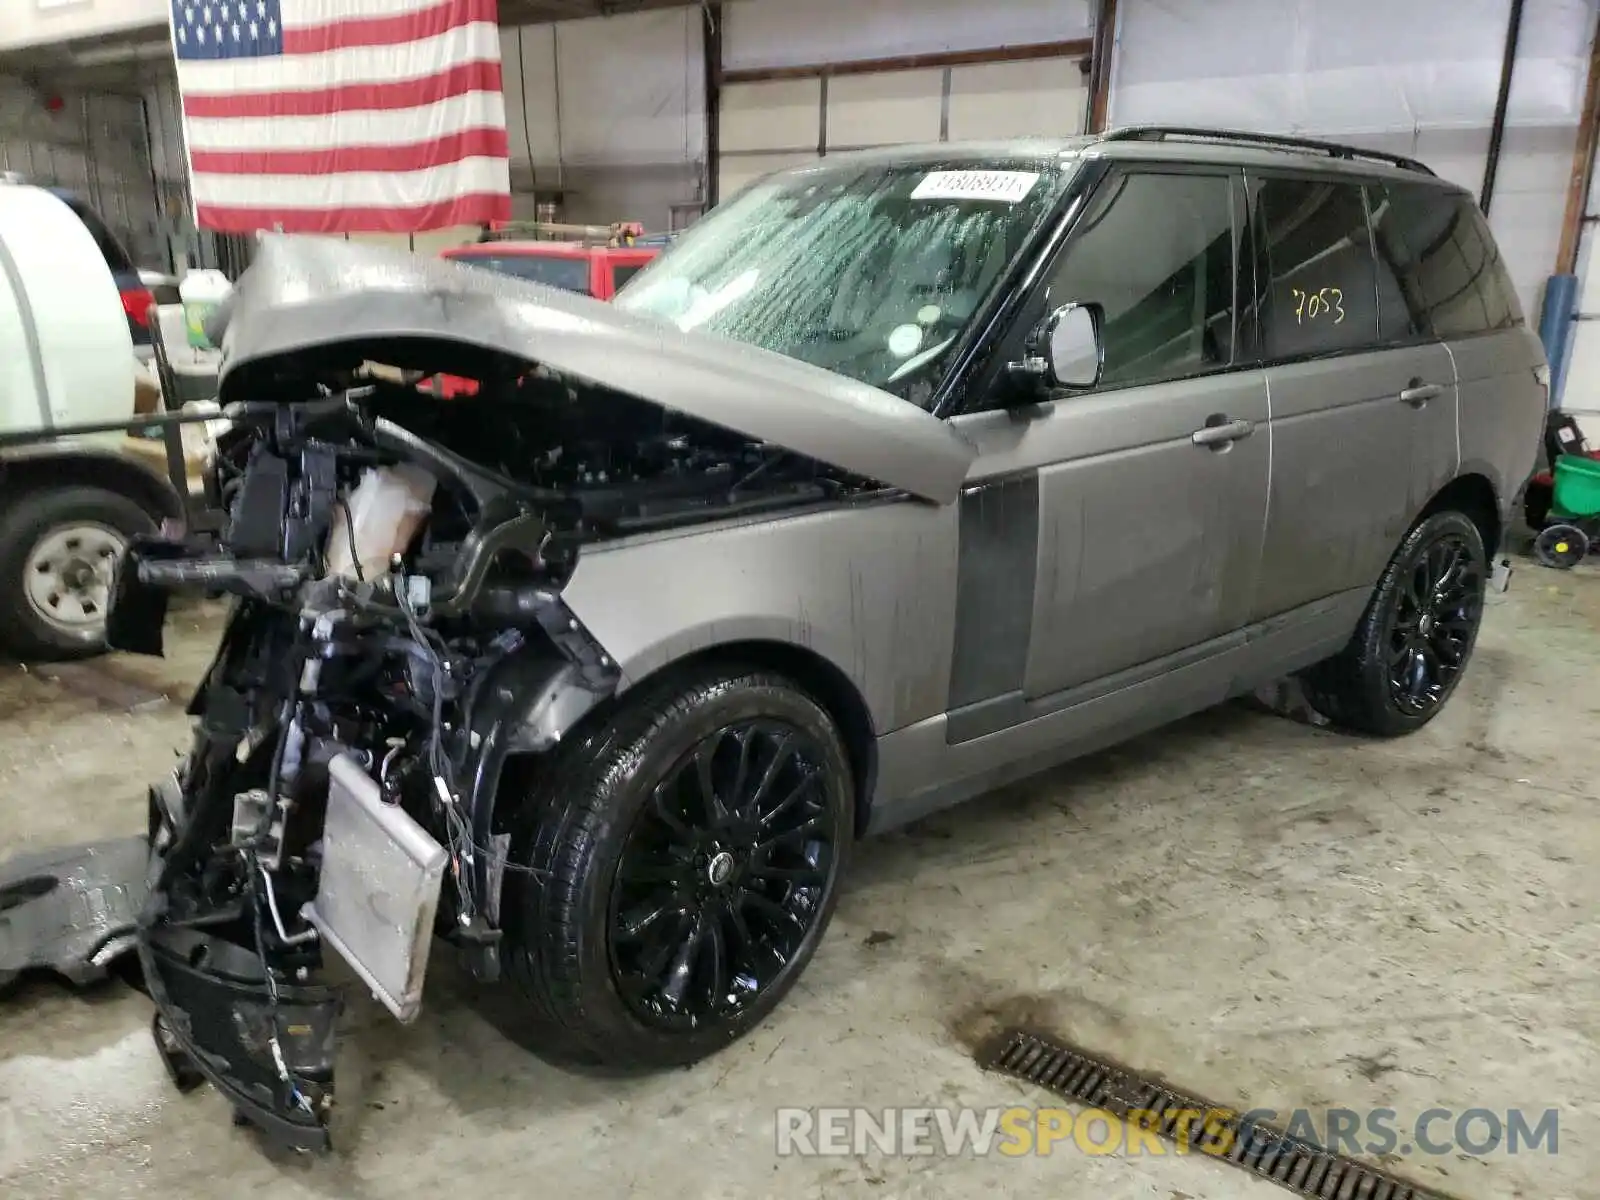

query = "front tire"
(503, 665), (854, 1070)
(0, 486), (155, 661)
(1302, 511), (1487, 736)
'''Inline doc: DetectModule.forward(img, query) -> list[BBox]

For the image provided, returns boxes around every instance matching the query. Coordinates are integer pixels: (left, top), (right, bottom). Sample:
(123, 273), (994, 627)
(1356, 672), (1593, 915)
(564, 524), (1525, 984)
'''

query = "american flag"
(169, 0), (511, 234)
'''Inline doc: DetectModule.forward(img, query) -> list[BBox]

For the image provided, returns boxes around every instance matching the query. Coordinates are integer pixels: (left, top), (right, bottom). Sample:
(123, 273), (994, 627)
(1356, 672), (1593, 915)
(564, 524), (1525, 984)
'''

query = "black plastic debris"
(0, 837), (149, 991)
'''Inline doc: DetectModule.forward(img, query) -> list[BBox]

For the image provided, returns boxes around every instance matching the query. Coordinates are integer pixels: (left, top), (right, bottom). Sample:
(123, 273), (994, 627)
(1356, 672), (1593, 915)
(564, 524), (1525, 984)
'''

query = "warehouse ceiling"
(501, 0), (707, 21)
(0, 1), (712, 92)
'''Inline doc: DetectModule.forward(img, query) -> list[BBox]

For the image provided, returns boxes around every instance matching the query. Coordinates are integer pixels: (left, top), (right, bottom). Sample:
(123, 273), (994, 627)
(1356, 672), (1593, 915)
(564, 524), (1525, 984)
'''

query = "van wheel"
(503, 666), (853, 1069)
(0, 486), (154, 661)
(1302, 511), (1487, 736)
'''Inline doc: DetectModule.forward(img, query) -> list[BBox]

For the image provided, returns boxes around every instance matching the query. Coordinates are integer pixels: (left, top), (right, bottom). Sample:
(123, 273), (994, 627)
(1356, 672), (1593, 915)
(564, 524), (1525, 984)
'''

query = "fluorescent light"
(70, 42), (171, 67)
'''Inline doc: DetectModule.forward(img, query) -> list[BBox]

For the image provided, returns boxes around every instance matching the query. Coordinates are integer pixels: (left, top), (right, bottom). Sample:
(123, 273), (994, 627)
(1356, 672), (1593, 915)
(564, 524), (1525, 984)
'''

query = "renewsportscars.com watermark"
(776, 1105), (1560, 1159)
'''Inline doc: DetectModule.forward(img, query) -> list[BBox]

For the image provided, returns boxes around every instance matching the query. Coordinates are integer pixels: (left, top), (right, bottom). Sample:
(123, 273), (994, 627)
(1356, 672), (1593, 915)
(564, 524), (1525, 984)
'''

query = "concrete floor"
(0, 556), (1594, 1200)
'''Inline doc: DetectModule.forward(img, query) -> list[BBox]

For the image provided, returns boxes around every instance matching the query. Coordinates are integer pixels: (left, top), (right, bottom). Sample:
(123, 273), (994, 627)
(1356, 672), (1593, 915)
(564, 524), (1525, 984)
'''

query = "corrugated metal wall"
(0, 73), (165, 267)
(501, 6), (707, 229)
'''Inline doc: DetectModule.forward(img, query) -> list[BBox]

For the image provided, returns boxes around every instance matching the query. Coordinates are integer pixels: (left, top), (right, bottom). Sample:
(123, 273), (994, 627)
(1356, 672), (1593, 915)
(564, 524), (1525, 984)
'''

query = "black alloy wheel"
(608, 718), (838, 1029)
(1384, 532), (1484, 716)
(502, 667), (853, 1070)
(1301, 510), (1488, 736)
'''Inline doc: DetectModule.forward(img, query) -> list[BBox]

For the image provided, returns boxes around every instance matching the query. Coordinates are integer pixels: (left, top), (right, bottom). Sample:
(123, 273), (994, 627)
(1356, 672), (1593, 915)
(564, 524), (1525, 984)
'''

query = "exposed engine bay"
(117, 362), (867, 1150)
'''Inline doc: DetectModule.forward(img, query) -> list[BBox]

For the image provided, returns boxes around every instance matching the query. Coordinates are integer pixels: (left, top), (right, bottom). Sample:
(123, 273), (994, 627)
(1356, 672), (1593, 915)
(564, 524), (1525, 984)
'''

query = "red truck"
(427, 222), (663, 398)
(442, 221), (662, 300)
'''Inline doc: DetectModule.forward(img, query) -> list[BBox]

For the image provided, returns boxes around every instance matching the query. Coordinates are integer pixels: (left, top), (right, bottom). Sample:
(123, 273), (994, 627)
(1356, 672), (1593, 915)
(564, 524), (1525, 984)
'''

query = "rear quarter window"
(1371, 183), (1522, 338)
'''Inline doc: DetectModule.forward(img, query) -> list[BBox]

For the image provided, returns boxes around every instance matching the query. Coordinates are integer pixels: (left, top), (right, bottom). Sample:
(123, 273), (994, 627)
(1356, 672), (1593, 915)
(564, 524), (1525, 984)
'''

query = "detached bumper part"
(105, 537), (186, 656)
(139, 926), (342, 1151)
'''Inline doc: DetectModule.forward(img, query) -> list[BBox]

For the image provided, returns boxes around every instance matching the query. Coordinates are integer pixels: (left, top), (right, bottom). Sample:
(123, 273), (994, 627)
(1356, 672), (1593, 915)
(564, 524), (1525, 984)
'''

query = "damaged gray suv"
(107, 127), (1546, 1148)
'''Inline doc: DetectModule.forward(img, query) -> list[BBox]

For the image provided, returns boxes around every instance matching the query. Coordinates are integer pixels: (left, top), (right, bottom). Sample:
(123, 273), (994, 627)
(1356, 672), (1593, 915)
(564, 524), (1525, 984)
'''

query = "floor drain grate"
(979, 1028), (1459, 1200)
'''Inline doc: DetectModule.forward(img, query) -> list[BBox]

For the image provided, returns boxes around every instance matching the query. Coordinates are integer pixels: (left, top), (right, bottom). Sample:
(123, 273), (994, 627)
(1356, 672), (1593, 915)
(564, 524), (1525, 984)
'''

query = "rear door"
(1377, 183), (1543, 539)
(1247, 171), (1457, 625)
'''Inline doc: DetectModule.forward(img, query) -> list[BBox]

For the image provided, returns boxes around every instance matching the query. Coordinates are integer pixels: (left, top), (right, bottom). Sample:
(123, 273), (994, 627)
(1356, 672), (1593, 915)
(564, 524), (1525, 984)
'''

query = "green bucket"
(1551, 453), (1600, 519)
(184, 300), (218, 349)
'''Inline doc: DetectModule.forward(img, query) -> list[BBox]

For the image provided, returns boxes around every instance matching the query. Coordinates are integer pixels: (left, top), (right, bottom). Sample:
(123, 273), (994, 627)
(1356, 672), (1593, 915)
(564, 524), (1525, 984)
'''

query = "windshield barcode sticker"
(910, 170), (1040, 204)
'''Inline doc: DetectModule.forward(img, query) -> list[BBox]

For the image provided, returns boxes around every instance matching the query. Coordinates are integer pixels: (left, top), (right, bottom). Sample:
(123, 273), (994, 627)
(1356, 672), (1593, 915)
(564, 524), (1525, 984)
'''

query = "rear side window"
(1372, 184), (1522, 337)
(453, 253), (592, 295)
(612, 263), (646, 290)
(1045, 170), (1240, 387)
(1251, 176), (1378, 359)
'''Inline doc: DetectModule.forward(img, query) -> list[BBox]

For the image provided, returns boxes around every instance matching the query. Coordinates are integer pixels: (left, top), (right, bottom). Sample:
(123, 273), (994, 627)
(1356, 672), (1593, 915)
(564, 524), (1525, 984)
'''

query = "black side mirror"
(1007, 303), (1105, 395)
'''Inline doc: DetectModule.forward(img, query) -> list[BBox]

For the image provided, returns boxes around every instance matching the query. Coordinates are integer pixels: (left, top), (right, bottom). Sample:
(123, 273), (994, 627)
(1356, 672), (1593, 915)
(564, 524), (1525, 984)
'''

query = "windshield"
(615, 158), (1071, 405)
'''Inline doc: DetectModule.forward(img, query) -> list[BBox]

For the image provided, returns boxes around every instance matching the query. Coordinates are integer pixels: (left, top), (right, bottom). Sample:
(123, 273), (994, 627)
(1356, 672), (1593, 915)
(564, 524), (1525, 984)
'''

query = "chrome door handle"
(1400, 382), (1444, 407)
(1191, 418), (1255, 447)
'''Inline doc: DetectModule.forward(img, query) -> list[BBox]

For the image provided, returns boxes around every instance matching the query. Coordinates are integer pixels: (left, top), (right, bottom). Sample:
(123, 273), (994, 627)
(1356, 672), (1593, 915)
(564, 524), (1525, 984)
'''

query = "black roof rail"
(1098, 126), (1436, 177)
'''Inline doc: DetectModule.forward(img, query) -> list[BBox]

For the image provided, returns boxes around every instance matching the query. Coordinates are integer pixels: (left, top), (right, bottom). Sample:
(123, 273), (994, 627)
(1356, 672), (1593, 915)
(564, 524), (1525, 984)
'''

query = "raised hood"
(213, 235), (976, 504)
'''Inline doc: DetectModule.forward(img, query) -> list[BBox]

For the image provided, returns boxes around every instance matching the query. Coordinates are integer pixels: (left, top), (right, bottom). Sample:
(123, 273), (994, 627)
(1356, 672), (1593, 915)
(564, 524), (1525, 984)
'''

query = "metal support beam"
(717, 39), (1094, 86)
(1087, 0), (1119, 133)
(1480, 0), (1526, 214)
(703, 3), (722, 209)
(1557, 17), (1600, 275)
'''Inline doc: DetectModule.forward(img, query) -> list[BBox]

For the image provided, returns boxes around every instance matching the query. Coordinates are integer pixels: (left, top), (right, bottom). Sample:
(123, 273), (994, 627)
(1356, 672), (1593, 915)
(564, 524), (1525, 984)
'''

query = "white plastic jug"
(179, 269), (232, 349)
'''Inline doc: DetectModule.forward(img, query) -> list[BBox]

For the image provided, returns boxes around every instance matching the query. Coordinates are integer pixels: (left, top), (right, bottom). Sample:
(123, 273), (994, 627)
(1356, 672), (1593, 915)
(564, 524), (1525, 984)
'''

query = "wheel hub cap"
(706, 850), (735, 887)
(22, 523), (127, 635)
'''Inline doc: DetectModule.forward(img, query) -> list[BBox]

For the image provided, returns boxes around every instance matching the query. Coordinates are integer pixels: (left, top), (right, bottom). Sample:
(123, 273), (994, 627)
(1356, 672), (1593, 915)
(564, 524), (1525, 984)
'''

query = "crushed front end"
(119, 391), (613, 1148)
(109, 243), (879, 1150)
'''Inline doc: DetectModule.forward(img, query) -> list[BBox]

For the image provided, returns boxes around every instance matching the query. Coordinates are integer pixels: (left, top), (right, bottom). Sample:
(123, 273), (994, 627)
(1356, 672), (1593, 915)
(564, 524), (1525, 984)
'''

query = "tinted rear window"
(1252, 176), (1378, 359)
(1370, 183), (1522, 337)
(452, 253), (591, 295)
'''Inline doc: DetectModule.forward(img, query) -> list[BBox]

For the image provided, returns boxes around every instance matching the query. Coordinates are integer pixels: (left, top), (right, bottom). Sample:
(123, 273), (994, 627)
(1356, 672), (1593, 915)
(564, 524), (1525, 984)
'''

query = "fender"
(463, 603), (621, 941)
(0, 442), (184, 523)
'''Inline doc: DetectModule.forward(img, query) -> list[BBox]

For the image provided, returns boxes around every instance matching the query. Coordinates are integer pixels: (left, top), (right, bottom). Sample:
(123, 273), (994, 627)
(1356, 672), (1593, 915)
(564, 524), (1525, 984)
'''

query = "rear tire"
(1302, 511), (1487, 737)
(0, 486), (154, 661)
(502, 665), (853, 1070)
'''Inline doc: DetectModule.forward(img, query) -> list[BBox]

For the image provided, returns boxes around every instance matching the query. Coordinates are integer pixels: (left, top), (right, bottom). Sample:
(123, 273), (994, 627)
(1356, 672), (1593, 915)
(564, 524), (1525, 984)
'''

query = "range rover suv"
(106, 127), (1545, 1149)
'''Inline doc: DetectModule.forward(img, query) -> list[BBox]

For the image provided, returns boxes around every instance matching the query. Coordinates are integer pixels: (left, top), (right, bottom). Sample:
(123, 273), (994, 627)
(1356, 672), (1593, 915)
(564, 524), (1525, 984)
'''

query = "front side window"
(1041, 170), (1239, 388)
(614, 158), (1071, 405)
(453, 252), (592, 295)
(1252, 176), (1378, 359)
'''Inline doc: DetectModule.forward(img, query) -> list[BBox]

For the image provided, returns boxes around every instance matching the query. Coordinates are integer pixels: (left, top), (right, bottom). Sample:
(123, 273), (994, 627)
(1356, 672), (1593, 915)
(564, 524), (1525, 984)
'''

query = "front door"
(944, 166), (1269, 736)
